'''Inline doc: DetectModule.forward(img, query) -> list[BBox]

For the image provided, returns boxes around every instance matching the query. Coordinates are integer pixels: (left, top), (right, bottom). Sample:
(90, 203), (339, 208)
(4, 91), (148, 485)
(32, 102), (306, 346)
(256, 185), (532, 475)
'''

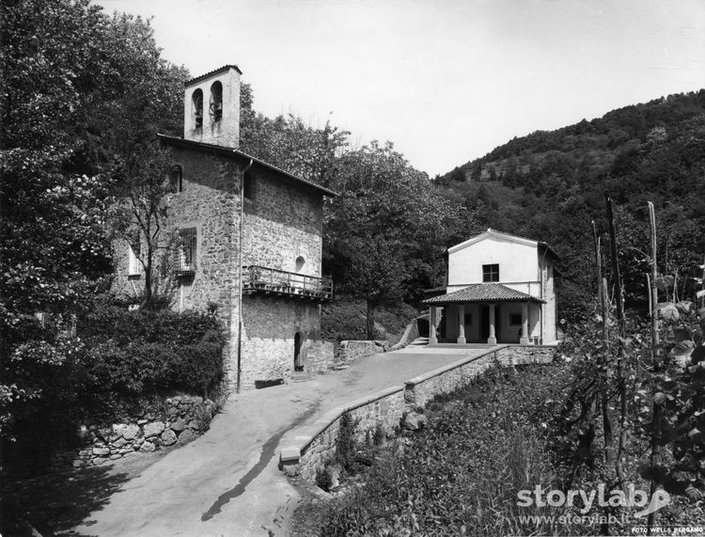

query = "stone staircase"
(409, 336), (429, 346)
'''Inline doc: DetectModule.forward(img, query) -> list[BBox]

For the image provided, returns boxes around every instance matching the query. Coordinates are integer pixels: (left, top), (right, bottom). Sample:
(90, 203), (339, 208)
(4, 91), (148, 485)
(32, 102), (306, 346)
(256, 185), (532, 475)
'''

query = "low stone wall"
(389, 317), (420, 351)
(53, 395), (217, 468)
(405, 345), (555, 409)
(281, 344), (556, 482)
(307, 340), (335, 373)
(495, 344), (555, 367)
(336, 340), (384, 364)
(285, 386), (406, 481)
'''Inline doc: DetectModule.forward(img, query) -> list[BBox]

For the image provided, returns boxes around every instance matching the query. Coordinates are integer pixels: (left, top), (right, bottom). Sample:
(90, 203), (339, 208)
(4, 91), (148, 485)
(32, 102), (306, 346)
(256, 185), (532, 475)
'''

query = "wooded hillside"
(437, 91), (705, 320)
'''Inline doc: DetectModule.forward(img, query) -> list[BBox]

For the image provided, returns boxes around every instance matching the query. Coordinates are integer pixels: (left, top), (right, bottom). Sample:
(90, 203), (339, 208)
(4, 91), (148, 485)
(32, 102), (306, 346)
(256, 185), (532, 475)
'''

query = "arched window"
(192, 89), (203, 128)
(209, 81), (223, 122)
(169, 165), (183, 193)
(295, 256), (305, 272)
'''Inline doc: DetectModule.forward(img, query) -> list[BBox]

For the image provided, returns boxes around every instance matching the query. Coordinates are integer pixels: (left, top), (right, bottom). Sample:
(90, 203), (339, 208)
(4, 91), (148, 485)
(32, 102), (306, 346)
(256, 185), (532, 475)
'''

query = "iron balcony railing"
(242, 265), (333, 301)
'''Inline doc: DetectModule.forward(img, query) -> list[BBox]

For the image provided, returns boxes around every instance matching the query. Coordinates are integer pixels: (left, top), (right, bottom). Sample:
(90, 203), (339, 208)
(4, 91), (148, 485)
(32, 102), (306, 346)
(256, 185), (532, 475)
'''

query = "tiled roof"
(422, 284), (544, 305)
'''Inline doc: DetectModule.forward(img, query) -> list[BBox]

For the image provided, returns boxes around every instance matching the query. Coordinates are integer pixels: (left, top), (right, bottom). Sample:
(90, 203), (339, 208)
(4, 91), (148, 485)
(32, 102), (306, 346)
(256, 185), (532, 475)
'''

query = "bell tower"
(184, 64), (242, 148)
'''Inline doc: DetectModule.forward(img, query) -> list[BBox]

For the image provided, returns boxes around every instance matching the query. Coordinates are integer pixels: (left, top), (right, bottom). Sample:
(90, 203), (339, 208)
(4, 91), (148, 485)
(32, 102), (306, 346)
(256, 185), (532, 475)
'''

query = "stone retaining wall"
(336, 340), (384, 364)
(285, 386), (406, 481)
(281, 344), (556, 482)
(52, 395), (217, 468)
(389, 317), (420, 351)
(307, 341), (335, 373)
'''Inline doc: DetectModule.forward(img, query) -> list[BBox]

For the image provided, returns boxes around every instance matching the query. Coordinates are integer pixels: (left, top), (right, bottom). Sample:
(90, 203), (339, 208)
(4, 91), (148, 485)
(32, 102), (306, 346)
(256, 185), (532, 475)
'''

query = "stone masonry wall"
(295, 387), (406, 481)
(336, 340), (382, 364)
(111, 140), (330, 393)
(242, 167), (323, 277)
(52, 395), (217, 468)
(240, 296), (332, 389)
(307, 341), (335, 373)
(406, 345), (555, 409)
(111, 146), (243, 389)
(286, 345), (556, 482)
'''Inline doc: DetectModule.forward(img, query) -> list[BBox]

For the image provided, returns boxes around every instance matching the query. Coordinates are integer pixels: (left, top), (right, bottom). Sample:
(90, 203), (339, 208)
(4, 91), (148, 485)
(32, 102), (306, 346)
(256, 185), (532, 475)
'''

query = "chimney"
(184, 64), (242, 148)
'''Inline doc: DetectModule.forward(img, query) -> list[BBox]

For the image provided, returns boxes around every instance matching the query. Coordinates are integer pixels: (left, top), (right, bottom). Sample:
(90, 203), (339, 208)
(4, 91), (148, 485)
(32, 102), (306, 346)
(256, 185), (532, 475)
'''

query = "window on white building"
(482, 264), (499, 282)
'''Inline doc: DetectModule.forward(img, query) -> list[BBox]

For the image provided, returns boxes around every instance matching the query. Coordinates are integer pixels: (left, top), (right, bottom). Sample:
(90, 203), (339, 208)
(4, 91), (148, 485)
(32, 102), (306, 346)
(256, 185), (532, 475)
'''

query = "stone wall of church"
(240, 296), (332, 390)
(111, 142), (330, 392)
(242, 166), (323, 278)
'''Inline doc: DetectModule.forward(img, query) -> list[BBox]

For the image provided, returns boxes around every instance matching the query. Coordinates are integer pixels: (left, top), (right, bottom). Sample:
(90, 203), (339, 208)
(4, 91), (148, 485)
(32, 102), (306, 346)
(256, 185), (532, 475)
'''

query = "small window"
(209, 81), (223, 122)
(175, 228), (197, 277)
(169, 165), (183, 193)
(295, 256), (305, 272)
(128, 239), (141, 277)
(464, 313), (472, 325)
(243, 172), (255, 200)
(482, 264), (499, 282)
(192, 89), (203, 128)
(510, 313), (522, 326)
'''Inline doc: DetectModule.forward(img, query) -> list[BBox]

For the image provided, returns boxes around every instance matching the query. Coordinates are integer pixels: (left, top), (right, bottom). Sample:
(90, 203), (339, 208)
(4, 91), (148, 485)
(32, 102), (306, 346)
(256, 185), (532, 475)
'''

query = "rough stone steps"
(409, 337), (429, 346)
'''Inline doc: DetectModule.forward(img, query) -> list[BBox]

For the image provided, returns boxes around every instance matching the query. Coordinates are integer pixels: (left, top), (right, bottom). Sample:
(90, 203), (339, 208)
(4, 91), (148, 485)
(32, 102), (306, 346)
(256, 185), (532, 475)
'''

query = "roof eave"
(185, 64), (242, 86)
(156, 134), (337, 197)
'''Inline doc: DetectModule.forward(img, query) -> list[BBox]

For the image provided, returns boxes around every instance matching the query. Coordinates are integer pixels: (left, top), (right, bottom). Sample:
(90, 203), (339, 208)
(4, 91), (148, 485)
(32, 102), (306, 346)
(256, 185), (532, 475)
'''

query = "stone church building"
(113, 65), (335, 390)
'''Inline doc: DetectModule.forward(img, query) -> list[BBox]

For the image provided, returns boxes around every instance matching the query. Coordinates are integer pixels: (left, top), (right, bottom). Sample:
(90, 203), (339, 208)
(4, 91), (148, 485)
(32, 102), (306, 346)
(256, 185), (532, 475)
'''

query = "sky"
(97, 0), (705, 177)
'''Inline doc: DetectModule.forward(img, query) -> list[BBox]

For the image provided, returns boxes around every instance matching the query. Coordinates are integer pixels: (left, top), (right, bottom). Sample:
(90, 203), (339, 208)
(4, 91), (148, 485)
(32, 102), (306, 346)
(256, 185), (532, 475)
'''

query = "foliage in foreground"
(316, 364), (591, 537)
(0, 0), (186, 441)
(3, 301), (225, 473)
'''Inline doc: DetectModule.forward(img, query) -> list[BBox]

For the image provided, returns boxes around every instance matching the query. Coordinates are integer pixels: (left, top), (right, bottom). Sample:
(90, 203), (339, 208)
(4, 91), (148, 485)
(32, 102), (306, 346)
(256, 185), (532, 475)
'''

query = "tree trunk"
(142, 244), (153, 309)
(366, 300), (375, 340)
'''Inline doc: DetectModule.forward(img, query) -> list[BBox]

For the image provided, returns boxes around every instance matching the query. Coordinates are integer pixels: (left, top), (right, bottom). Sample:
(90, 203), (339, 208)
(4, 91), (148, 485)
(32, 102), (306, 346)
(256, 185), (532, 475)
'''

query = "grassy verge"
(293, 363), (582, 536)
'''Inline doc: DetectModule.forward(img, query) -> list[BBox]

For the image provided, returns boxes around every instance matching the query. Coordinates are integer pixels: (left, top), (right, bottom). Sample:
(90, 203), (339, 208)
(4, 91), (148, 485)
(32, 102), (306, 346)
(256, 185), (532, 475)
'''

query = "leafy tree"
(240, 92), (349, 188)
(325, 141), (464, 337)
(0, 0), (185, 440)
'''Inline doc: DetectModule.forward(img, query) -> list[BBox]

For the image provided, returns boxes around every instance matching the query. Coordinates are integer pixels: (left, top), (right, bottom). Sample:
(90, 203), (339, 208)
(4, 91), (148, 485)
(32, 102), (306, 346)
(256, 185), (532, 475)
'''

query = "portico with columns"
(423, 229), (559, 346)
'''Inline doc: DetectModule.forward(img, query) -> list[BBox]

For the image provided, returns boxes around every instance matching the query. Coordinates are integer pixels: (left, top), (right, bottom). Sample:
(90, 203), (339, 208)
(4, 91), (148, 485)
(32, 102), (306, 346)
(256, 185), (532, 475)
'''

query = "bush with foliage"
(313, 364), (589, 536)
(77, 302), (226, 400)
(2, 301), (225, 473)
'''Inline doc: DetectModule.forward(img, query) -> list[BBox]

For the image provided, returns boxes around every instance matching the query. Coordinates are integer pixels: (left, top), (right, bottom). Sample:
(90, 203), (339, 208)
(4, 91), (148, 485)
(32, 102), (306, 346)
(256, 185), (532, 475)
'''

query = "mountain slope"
(436, 90), (705, 320)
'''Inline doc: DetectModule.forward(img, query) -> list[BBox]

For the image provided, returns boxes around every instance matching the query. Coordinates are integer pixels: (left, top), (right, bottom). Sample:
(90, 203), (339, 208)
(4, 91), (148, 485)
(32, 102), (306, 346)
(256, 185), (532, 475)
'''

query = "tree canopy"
(0, 0), (186, 437)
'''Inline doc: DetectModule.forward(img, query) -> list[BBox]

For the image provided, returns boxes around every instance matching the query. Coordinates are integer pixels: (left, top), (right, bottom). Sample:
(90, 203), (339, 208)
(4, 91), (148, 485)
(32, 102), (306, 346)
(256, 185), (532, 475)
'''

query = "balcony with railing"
(242, 265), (333, 302)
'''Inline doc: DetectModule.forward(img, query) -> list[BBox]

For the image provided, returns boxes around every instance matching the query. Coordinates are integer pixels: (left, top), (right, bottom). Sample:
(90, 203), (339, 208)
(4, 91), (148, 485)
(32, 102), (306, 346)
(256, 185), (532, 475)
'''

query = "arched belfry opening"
(294, 331), (304, 372)
(209, 81), (223, 122)
(183, 64), (242, 147)
(192, 89), (203, 128)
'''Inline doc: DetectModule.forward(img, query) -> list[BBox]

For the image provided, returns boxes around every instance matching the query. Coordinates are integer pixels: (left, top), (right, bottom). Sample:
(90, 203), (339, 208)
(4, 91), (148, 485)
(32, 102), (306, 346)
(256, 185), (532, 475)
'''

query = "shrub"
(317, 364), (582, 536)
(77, 304), (226, 401)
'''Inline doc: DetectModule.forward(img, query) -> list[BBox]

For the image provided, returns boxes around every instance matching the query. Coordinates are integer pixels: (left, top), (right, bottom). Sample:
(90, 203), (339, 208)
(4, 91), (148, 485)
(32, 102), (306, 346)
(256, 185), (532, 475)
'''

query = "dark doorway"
(417, 316), (429, 337)
(480, 305), (501, 342)
(294, 332), (304, 372)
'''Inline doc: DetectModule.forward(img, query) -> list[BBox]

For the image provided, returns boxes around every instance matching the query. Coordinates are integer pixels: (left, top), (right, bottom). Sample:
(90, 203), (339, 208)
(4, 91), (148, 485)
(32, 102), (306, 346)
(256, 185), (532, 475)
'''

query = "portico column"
(457, 304), (466, 344)
(520, 302), (530, 345)
(487, 303), (497, 345)
(429, 306), (438, 345)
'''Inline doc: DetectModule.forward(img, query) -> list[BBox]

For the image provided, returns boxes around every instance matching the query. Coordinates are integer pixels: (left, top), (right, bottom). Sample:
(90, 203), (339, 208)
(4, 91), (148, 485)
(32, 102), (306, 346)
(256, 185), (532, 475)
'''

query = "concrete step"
(410, 337), (429, 346)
